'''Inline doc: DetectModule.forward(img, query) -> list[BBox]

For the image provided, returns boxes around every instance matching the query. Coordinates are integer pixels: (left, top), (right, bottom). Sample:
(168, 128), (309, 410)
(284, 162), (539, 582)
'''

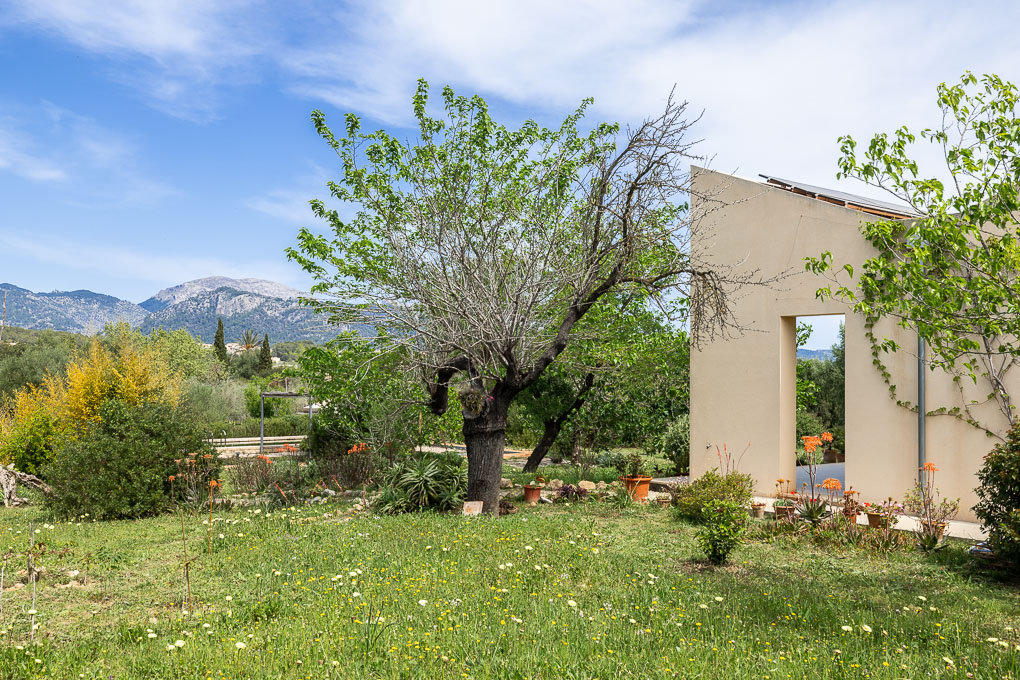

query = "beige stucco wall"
(689, 168), (1014, 521)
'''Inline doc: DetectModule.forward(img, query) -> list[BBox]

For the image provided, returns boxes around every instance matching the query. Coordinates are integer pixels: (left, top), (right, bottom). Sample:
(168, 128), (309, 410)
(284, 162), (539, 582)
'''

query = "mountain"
(140, 276), (302, 313)
(1, 277), (338, 343)
(0, 283), (147, 334)
(137, 286), (336, 343)
(797, 348), (834, 361)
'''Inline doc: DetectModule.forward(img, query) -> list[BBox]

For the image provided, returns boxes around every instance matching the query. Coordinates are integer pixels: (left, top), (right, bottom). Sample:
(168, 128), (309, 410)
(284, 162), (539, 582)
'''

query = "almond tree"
(289, 80), (768, 513)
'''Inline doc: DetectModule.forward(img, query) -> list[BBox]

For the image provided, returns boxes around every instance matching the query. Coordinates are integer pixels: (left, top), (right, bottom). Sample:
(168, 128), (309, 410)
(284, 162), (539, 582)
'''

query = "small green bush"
(795, 410), (825, 440)
(375, 452), (467, 514)
(671, 469), (754, 524)
(45, 400), (217, 520)
(696, 498), (748, 565)
(207, 415), (308, 439)
(975, 424), (1020, 566)
(657, 414), (690, 474)
(3, 410), (62, 476)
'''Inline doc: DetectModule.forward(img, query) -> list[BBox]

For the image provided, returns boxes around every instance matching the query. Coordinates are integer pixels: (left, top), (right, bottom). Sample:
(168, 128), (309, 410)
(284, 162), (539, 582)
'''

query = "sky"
(1, 0), (1019, 349)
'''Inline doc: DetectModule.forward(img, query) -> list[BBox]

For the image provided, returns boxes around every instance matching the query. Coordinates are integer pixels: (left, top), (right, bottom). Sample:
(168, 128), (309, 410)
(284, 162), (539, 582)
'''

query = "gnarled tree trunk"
(463, 398), (510, 514)
(1, 465), (51, 507)
(523, 373), (595, 472)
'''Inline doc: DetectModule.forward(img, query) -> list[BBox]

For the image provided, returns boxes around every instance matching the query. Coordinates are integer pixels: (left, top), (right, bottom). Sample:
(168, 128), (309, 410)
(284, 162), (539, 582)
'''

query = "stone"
(462, 501), (484, 516)
(595, 481), (608, 491)
(578, 480), (597, 492)
(547, 479), (564, 491)
(322, 489), (337, 497)
(499, 478), (514, 489)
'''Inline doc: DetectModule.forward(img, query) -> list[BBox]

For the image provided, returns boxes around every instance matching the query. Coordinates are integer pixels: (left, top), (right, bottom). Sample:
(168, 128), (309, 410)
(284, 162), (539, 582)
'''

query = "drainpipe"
(917, 333), (926, 488)
(260, 394), (265, 455)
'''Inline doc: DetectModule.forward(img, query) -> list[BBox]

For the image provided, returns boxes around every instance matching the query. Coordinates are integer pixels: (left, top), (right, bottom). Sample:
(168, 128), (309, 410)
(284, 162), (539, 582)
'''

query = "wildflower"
(235, 642), (246, 649)
(418, 600), (428, 606)
(841, 626), (853, 632)
(861, 625), (872, 633)
(567, 600), (577, 608)
(147, 633), (157, 639)
(225, 595), (232, 601)
(714, 596), (723, 602)
(174, 639), (185, 647)
(26, 609), (37, 616)
(917, 596), (927, 602)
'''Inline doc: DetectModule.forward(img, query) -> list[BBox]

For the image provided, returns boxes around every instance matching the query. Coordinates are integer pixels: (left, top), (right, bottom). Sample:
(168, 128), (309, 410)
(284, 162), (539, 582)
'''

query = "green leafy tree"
(289, 80), (764, 512)
(808, 72), (1020, 433)
(213, 318), (228, 364)
(238, 329), (259, 352)
(258, 334), (273, 375)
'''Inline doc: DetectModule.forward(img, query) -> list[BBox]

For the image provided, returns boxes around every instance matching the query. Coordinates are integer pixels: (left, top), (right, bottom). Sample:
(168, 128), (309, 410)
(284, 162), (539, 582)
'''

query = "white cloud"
(282, 0), (1020, 200)
(0, 120), (67, 181)
(2, 0), (267, 120)
(0, 230), (302, 295)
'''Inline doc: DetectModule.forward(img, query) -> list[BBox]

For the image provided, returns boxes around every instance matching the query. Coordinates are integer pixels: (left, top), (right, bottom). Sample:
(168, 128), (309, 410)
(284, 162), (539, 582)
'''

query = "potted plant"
(773, 497), (796, 519)
(615, 452), (652, 502)
(904, 463), (959, 550)
(750, 501), (766, 519)
(522, 477), (544, 505)
(864, 497), (900, 529)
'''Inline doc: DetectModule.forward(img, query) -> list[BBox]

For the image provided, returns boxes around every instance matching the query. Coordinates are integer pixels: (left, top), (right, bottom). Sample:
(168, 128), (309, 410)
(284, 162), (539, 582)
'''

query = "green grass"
(1, 500), (1018, 679)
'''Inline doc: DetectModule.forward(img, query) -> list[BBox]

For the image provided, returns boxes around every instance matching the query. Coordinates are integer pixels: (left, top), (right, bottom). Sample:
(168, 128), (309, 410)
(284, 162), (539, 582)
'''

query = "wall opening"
(785, 314), (846, 495)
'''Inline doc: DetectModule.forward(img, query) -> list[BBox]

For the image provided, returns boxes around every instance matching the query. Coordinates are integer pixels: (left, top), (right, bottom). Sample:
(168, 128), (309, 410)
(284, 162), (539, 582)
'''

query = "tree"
(289, 81), (767, 512)
(238, 329), (259, 352)
(808, 72), (1020, 434)
(213, 318), (228, 364)
(258, 334), (273, 375)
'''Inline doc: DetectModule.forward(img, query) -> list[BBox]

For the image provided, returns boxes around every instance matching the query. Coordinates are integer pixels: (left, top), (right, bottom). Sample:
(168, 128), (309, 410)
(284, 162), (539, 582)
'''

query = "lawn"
(1, 498), (1018, 679)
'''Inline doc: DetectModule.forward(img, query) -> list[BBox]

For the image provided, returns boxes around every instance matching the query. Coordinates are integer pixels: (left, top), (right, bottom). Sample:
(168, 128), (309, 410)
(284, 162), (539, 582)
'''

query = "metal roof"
(759, 174), (918, 219)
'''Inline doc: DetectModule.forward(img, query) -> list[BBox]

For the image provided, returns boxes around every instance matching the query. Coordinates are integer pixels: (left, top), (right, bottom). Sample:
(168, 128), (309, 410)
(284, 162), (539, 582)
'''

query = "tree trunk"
(463, 403), (509, 515)
(523, 372), (595, 472)
(523, 418), (565, 472)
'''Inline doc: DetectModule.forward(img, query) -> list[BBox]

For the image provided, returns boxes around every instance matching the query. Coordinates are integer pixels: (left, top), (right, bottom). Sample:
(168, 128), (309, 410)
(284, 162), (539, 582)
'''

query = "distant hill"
(138, 286), (336, 343)
(0, 283), (147, 334)
(797, 348), (834, 361)
(0, 277), (341, 343)
(140, 276), (301, 313)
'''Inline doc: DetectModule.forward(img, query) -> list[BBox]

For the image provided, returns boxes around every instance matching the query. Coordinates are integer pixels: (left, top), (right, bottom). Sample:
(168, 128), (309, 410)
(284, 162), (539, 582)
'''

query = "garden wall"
(688, 168), (1016, 521)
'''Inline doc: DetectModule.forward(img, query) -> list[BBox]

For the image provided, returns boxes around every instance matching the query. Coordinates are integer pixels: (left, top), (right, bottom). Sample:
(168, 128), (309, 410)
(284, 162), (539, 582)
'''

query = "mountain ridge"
(0, 277), (331, 343)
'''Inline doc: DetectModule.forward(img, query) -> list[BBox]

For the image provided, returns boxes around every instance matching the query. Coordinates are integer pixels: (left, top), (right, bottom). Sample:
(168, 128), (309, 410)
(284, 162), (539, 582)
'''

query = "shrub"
(207, 415), (308, 439)
(795, 410), (825, 440)
(45, 400), (218, 520)
(657, 414), (690, 474)
(555, 483), (590, 502)
(2, 410), (62, 475)
(975, 425), (1020, 566)
(375, 452), (467, 514)
(696, 498), (748, 565)
(671, 469), (754, 524)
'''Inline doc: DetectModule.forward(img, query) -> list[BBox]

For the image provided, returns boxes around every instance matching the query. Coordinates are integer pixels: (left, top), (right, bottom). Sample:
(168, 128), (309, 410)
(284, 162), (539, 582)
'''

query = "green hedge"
(206, 415), (309, 439)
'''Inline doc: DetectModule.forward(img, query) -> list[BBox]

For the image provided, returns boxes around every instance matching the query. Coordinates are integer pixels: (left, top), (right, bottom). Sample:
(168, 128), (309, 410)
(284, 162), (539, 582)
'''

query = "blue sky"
(2, 0), (1019, 349)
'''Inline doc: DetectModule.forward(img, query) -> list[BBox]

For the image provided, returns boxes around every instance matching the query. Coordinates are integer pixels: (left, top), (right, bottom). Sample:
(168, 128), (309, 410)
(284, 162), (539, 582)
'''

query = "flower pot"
(835, 452), (846, 463)
(865, 511), (888, 529)
(523, 485), (542, 505)
(920, 520), (948, 540)
(620, 476), (652, 502)
(823, 449), (838, 464)
(750, 503), (766, 519)
(774, 504), (796, 520)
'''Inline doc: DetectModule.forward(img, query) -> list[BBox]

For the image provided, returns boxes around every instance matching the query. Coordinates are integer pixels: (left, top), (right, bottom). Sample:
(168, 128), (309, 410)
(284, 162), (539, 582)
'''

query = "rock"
(578, 480), (597, 492)
(595, 481), (608, 491)
(322, 489), (337, 497)
(309, 496), (324, 505)
(547, 479), (564, 491)
(499, 478), (514, 489)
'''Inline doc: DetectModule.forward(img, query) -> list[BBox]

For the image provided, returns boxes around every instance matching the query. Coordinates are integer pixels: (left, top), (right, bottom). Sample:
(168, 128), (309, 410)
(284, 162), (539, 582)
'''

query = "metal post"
(308, 395), (313, 432)
(918, 333), (926, 488)
(259, 395), (265, 455)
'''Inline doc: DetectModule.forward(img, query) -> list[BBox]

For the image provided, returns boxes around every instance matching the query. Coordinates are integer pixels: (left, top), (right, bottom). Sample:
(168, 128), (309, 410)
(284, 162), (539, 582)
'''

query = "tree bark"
(523, 373), (595, 472)
(462, 399), (510, 515)
(1, 465), (51, 507)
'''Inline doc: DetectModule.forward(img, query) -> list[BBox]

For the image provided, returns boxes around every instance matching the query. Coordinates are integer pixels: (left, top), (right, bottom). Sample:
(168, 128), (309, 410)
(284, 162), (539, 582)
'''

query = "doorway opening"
(791, 314), (845, 495)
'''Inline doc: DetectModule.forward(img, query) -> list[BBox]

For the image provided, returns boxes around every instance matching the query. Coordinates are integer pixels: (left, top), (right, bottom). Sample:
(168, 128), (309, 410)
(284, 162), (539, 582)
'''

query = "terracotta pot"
(774, 504), (796, 520)
(823, 449), (838, 464)
(835, 452), (846, 463)
(921, 520), (948, 540)
(750, 504), (766, 519)
(523, 485), (542, 505)
(620, 476), (652, 502)
(865, 511), (888, 529)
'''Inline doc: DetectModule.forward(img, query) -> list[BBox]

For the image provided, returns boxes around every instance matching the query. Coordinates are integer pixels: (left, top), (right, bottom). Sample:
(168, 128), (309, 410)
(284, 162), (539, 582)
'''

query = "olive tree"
(808, 72), (1020, 433)
(289, 80), (765, 512)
